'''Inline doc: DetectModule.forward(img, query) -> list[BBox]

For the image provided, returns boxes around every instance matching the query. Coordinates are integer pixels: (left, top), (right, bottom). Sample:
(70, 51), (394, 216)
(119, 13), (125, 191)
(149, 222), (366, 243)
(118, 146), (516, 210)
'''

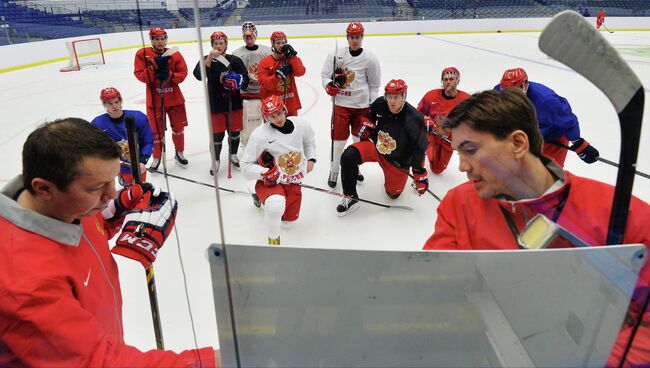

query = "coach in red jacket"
(0, 119), (219, 367)
(423, 89), (650, 367)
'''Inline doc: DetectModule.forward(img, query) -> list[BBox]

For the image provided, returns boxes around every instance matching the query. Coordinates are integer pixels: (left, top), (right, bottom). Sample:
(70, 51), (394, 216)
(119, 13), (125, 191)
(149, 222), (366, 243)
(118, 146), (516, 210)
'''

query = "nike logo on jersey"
(376, 114), (383, 118)
(268, 140), (276, 144)
(83, 269), (91, 287)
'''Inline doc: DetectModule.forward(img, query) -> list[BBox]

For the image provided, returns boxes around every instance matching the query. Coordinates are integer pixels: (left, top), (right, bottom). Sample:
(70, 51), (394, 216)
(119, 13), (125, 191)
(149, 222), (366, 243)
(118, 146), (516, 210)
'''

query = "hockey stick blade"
(539, 10), (644, 246)
(298, 183), (413, 211)
(539, 11), (641, 114)
(162, 45), (179, 57)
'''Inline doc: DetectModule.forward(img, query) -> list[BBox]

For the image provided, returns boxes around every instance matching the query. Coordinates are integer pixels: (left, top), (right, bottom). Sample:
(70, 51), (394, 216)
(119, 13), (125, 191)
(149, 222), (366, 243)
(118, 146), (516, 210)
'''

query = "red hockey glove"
(112, 191), (178, 269)
(356, 118), (376, 141)
(258, 150), (280, 187)
(325, 82), (340, 97)
(332, 70), (347, 87)
(102, 183), (160, 223)
(569, 138), (599, 164)
(412, 168), (429, 196)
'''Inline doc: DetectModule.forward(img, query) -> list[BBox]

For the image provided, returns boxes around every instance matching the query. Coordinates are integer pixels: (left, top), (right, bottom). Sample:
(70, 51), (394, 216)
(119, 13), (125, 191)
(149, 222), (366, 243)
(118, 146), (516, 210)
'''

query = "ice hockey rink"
(1, 25), (649, 353)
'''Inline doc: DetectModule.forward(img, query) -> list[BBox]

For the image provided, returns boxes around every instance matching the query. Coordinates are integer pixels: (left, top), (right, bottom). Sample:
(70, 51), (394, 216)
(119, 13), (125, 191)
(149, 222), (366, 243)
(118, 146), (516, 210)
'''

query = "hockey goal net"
(60, 37), (105, 72)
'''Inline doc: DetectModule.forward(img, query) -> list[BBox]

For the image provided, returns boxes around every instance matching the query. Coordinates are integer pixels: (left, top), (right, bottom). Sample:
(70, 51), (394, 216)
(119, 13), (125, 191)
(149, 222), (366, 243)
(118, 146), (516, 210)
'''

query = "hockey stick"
(539, 10), (644, 367)
(548, 141), (650, 180)
(147, 167), (249, 195)
(330, 39), (338, 163)
(125, 116), (165, 350)
(385, 157), (442, 202)
(227, 86), (233, 179)
(601, 24), (614, 34)
(298, 183), (413, 211)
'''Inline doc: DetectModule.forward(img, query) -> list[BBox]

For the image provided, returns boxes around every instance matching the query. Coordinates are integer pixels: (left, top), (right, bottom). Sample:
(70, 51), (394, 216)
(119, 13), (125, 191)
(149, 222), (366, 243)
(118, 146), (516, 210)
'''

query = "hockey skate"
(175, 151), (189, 168)
(149, 157), (161, 172)
(268, 236), (280, 246)
(336, 195), (359, 216)
(327, 170), (338, 188)
(229, 154), (240, 169)
(210, 160), (220, 176)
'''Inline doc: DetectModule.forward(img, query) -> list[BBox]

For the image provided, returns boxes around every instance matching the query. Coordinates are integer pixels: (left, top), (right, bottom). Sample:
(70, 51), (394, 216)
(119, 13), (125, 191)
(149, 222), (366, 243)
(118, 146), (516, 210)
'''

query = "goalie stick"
(124, 115), (165, 350)
(539, 10), (645, 367)
(298, 183), (413, 211)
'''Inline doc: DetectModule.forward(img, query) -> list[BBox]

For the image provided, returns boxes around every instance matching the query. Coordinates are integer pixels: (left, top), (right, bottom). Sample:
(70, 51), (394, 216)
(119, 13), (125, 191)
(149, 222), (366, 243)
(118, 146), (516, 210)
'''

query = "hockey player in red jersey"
(257, 31), (306, 116)
(321, 22), (381, 188)
(241, 95), (316, 245)
(337, 79), (428, 215)
(597, 8), (606, 30)
(232, 21), (273, 149)
(193, 31), (249, 175)
(423, 89), (650, 367)
(134, 27), (190, 170)
(91, 87), (154, 186)
(417, 67), (470, 175)
(0, 119), (220, 367)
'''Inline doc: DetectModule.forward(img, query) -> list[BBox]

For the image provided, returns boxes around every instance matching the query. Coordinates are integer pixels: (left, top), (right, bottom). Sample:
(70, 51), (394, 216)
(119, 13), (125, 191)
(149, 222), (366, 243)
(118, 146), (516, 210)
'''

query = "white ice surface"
(1, 30), (649, 353)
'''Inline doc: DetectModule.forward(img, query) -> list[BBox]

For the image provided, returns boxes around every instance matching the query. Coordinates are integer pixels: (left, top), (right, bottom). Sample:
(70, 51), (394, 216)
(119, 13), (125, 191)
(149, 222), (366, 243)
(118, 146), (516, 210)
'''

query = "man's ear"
(30, 178), (56, 200)
(510, 130), (530, 159)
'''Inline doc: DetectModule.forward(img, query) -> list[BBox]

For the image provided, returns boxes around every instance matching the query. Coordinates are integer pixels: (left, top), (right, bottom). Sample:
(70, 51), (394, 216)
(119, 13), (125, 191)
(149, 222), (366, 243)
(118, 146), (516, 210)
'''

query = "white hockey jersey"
(232, 44), (273, 97)
(321, 47), (381, 109)
(242, 117), (316, 184)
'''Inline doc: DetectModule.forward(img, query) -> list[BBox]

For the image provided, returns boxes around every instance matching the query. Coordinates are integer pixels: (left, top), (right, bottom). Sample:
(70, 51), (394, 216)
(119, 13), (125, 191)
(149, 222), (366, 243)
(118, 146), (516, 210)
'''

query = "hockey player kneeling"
(241, 95), (316, 245)
(337, 79), (428, 216)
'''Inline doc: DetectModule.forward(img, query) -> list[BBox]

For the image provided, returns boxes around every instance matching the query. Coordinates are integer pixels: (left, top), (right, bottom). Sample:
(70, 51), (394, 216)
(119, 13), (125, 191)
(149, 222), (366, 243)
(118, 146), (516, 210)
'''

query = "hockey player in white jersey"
(321, 22), (381, 188)
(241, 95), (317, 246)
(232, 21), (272, 149)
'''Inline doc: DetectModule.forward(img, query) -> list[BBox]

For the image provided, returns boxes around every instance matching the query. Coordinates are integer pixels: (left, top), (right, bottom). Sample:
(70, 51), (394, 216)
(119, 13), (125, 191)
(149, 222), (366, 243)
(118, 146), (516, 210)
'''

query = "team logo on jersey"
(376, 130), (397, 155)
(248, 63), (259, 81)
(279, 151), (302, 176)
(117, 139), (130, 163)
(276, 78), (291, 92)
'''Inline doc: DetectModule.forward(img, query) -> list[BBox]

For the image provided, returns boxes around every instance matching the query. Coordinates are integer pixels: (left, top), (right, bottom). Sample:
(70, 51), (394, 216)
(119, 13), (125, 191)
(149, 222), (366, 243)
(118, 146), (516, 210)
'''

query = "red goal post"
(60, 37), (106, 72)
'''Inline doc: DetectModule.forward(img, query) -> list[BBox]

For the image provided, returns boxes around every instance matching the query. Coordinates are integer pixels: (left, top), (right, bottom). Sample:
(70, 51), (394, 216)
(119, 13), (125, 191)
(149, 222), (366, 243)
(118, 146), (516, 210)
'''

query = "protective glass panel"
(209, 244), (646, 368)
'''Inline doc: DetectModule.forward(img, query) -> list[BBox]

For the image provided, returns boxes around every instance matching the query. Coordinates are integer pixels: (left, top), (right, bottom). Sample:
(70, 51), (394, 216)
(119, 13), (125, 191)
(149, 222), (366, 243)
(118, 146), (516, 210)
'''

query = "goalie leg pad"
(241, 99), (263, 147)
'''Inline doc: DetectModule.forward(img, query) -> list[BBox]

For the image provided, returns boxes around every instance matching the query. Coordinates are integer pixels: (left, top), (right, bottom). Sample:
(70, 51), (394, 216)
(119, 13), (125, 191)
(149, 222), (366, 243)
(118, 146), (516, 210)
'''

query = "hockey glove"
(412, 168), (429, 196)
(325, 82), (340, 97)
(275, 63), (292, 80)
(112, 191), (178, 269)
(154, 55), (171, 69)
(258, 150), (280, 187)
(102, 183), (161, 223)
(569, 138), (599, 164)
(332, 69), (347, 87)
(223, 72), (243, 90)
(281, 44), (297, 58)
(356, 118), (376, 141)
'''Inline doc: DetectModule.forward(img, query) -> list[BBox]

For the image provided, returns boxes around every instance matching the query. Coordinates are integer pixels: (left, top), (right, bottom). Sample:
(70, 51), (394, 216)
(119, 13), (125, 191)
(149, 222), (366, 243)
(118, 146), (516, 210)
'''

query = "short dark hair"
(22, 118), (121, 193)
(444, 89), (544, 158)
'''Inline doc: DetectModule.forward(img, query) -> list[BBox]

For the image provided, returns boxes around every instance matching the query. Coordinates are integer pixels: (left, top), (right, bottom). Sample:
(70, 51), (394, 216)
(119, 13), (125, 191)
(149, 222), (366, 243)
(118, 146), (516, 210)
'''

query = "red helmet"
(242, 21), (257, 37)
(385, 79), (408, 94)
(100, 87), (121, 102)
(270, 31), (287, 43)
(149, 27), (167, 38)
(210, 31), (228, 44)
(346, 22), (364, 36)
(500, 68), (528, 88)
(262, 95), (285, 117)
(441, 67), (460, 80)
